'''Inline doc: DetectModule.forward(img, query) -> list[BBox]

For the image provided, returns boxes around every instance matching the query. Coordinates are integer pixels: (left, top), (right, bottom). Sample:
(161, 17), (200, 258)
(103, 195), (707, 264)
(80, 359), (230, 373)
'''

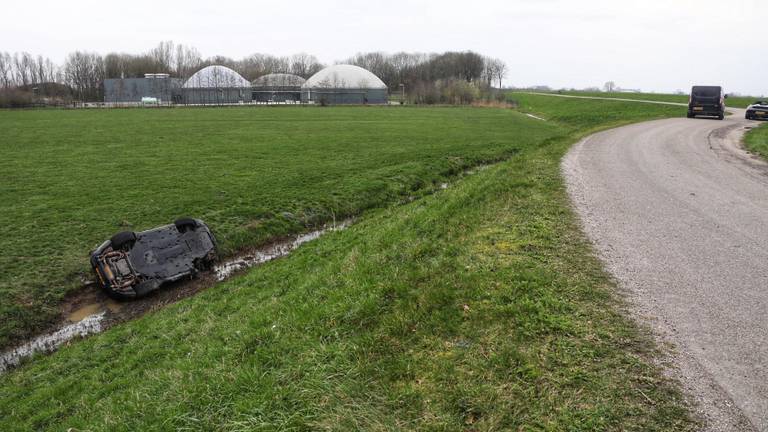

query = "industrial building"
(301, 65), (388, 105)
(251, 73), (305, 102)
(104, 74), (183, 103)
(181, 65), (252, 105)
(103, 65), (389, 106)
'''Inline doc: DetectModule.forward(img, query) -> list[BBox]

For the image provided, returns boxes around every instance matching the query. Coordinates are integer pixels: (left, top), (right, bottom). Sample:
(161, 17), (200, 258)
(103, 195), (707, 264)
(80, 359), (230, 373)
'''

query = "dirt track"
(563, 108), (768, 431)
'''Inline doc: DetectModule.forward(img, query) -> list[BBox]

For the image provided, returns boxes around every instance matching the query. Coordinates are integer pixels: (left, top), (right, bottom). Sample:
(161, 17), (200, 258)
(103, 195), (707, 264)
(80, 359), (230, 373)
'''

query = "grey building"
(181, 65), (252, 105)
(251, 73), (305, 102)
(301, 65), (388, 105)
(104, 74), (182, 103)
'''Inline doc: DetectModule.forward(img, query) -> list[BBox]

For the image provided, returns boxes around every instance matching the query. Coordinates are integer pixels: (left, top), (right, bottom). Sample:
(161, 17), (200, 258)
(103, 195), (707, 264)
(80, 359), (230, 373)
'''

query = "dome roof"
(302, 64), (387, 89)
(252, 73), (306, 88)
(183, 65), (250, 88)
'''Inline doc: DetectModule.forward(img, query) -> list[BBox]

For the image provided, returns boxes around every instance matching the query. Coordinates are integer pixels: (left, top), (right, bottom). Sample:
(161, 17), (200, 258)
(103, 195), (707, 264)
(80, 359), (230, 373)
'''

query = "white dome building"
(301, 65), (388, 105)
(183, 65), (251, 88)
(251, 73), (306, 103)
(181, 65), (251, 104)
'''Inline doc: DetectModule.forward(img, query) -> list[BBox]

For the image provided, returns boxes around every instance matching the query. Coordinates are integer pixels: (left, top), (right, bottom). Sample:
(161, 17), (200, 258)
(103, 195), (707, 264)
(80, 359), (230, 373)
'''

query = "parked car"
(90, 218), (217, 299)
(746, 101), (768, 120)
(687, 85), (726, 120)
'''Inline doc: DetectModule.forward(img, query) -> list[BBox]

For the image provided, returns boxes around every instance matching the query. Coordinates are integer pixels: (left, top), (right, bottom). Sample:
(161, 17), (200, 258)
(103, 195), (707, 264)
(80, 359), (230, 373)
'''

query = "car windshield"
(692, 86), (720, 97)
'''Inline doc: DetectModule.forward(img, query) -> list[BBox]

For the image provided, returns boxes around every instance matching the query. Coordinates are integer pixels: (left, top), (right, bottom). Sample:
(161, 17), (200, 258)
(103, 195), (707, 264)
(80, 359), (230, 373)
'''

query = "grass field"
(539, 90), (759, 109)
(1, 106), (557, 348)
(0, 97), (697, 430)
(744, 122), (768, 158)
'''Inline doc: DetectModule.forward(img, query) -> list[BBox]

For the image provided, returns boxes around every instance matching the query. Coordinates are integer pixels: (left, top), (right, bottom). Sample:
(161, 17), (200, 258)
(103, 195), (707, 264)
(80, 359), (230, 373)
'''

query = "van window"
(692, 86), (721, 97)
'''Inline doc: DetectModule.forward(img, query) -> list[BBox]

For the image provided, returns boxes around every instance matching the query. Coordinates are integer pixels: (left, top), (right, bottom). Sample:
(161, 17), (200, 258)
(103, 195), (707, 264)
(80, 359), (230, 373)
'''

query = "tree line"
(342, 51), (507, 104)
(0, 40), (508, 106)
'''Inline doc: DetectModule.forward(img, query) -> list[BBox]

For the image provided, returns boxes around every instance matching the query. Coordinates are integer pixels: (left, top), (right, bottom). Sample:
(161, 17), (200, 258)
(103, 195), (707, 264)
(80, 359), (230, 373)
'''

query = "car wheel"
(110, 231), (137, 250)
(718, 114), (725, 120)
(174, 218), (198, 233)
(687, 112), (694, 118)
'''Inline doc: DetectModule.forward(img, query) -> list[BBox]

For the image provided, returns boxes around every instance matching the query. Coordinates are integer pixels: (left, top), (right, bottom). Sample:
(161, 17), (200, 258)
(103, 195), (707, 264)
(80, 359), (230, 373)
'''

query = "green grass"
(744, 122), (768, 158)
(509, 92), (682, 130)
(532, 90), (759, 109)
(0, 97), (696, 430)
(0, 106), (556, 348)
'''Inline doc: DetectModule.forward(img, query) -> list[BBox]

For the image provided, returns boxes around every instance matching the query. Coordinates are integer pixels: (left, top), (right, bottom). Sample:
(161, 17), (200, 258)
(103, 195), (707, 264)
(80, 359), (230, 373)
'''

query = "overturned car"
(90, 218), (217, 299)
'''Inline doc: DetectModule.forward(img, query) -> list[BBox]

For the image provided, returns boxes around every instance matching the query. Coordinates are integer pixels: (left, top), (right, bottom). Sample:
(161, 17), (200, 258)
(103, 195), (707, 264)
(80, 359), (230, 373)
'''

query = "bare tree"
(174, 44), (202, 79)
(481, 56), (496, 87)
(237, 54), (294, 80)
(263, 55), (290, 75)
(64, 51), (104, 101)
(289, 53), (323, 78)
(604, 81), (616, 92)
(0, 52), (12, 88)
(345, 52), (395, 85)
(13, 52), (34, 87)
(150, 40), (175, 73)
(32, 55), (58, 84)
(104, 53), (127, 78)
(493, 58), (507, 89)
(389, 52), (421, 86)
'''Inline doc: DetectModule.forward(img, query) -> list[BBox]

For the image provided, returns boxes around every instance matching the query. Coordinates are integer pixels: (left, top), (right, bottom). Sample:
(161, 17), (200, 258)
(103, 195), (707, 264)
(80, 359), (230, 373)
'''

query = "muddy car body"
(90, 218), (217, 299)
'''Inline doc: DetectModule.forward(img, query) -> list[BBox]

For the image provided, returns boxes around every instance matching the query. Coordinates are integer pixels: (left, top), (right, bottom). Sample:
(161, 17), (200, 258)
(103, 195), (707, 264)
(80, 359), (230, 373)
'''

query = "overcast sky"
(3, 0), (766, 95)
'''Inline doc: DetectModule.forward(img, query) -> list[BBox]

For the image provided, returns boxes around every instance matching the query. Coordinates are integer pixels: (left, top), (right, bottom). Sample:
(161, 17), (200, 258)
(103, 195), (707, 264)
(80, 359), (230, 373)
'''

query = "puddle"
(0, 313), (105, 373)
(67, 299), (123, 322)
(0, 220), (352, 375)
(67, 304), (103, 322)
(105, 298), (124, 314)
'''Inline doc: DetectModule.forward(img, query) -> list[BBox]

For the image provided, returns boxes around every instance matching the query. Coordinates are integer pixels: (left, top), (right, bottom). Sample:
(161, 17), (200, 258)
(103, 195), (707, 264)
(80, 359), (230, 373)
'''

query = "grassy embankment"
(744, 121), (768, 158)
(547, 90), (757, 109)
(1, 106), (553, 348)
(0, 96), (696, 430)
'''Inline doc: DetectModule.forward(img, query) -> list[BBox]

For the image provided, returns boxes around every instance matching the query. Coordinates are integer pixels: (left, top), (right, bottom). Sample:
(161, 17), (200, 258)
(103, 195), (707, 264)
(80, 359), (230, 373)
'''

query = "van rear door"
(692, 86), (721, 105)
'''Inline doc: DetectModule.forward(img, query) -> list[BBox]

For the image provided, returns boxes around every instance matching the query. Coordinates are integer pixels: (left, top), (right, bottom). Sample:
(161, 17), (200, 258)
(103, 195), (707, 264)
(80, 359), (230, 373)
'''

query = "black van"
(687, 86), (726, 120)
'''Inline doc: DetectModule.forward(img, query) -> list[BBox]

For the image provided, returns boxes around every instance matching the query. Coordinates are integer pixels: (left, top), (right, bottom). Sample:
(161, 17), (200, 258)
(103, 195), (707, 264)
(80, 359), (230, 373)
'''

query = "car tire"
(110, 231), (136, 250)
(174, 218), (198, 233)
(718, 114), (724, 120)
(687, 112), (694, 118)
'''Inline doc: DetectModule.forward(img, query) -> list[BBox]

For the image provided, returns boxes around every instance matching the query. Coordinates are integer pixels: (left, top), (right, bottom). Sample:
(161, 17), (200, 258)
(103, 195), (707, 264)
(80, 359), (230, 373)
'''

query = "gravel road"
(563, 109), (768, 431)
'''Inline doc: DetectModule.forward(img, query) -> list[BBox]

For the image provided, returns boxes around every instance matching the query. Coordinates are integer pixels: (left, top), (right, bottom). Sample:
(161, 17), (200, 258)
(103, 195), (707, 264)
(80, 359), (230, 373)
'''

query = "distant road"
(563, 107), (768, 431)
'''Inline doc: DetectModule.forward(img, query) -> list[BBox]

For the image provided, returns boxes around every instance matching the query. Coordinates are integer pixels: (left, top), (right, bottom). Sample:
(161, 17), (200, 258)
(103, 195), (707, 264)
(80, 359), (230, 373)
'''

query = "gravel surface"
(563, 109), (768, 431)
